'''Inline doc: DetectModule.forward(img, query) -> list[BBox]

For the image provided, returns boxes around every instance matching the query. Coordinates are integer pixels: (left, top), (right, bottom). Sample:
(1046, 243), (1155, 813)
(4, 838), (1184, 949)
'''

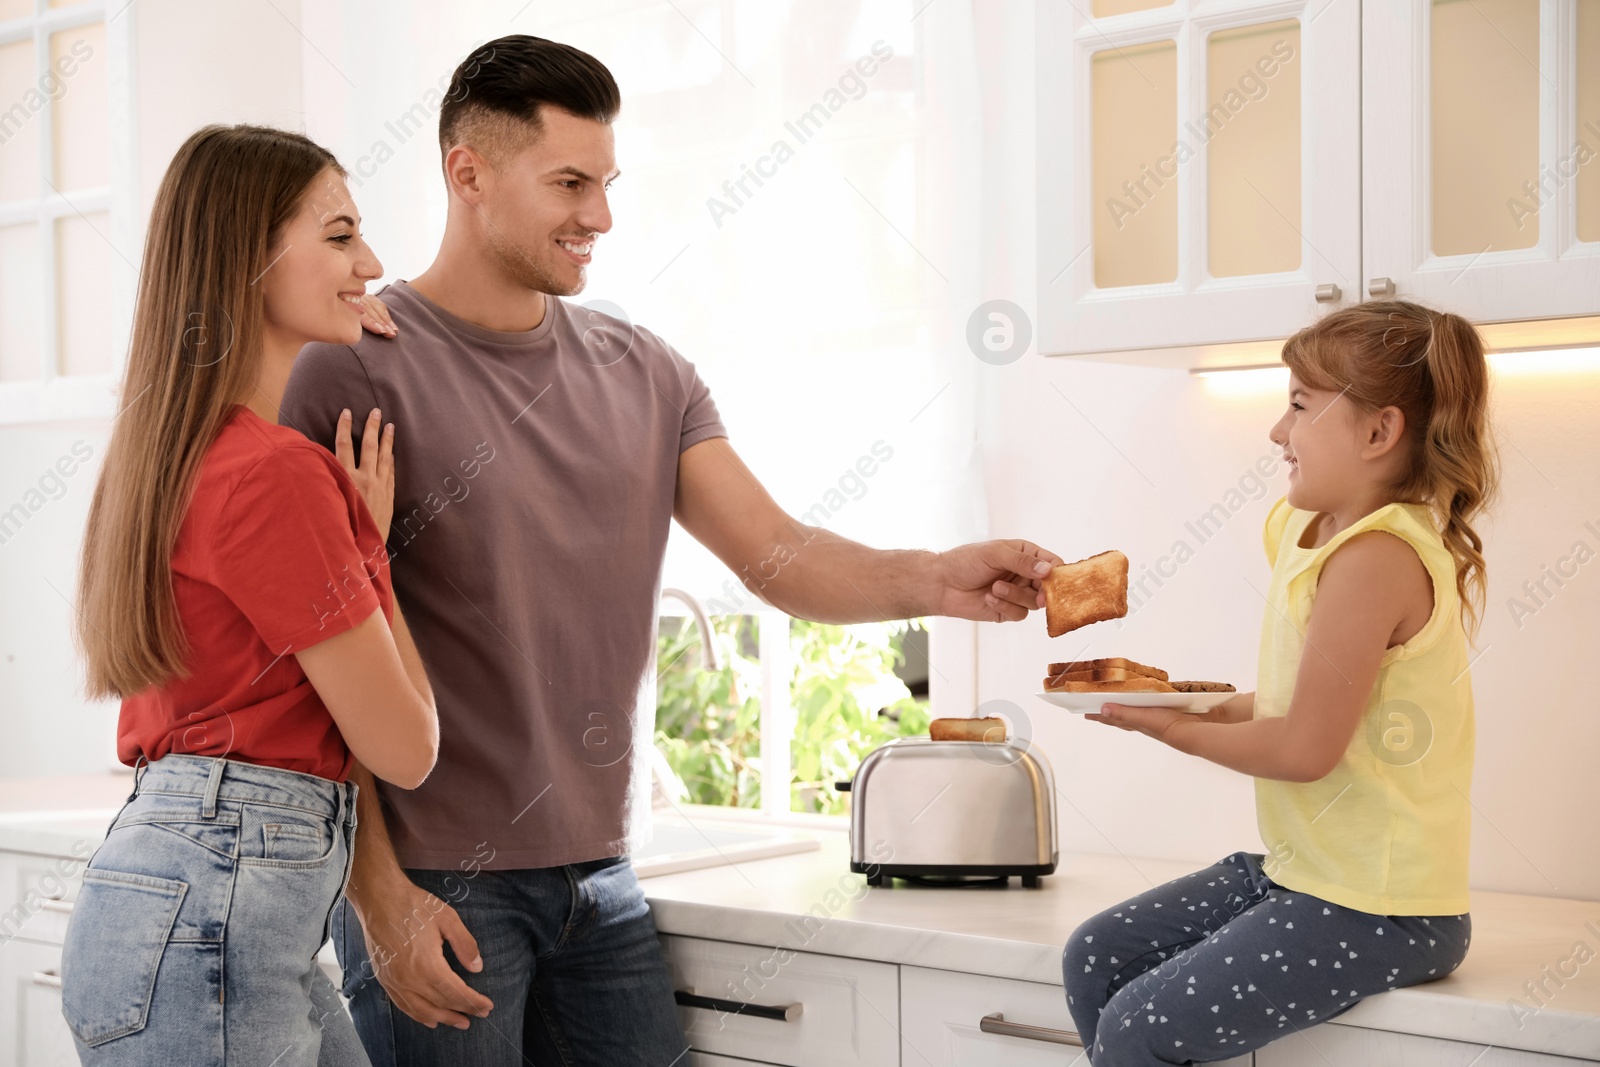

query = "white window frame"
(0, 0), (136, 424)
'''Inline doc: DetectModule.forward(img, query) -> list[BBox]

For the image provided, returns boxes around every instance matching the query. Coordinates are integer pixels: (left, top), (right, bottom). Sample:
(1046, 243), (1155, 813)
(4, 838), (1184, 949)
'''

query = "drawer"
(659, 934), (899, 1067)
(901, 965), (1250, 1067)
(0, 939), (78, 1066)
(0, 850), (91, 947)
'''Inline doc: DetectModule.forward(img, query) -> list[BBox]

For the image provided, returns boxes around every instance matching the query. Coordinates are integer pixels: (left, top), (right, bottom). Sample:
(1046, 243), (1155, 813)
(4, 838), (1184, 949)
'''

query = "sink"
(631, 815), (822, 878)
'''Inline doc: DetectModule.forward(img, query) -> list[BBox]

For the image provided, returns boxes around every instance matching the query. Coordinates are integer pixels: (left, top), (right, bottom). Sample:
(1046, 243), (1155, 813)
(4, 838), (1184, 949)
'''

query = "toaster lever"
(674, 988), (803, 1023)
(833, 780), (852, 792)
(979, 1012), (1083, 1046)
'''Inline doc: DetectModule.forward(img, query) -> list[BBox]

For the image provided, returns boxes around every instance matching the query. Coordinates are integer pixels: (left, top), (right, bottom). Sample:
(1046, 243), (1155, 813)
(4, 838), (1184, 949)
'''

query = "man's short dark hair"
(438, 35), (621, 167)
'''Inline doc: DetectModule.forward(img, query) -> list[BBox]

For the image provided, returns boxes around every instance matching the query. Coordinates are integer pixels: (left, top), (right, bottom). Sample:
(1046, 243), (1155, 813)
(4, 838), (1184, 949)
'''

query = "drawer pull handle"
(31, 971), (63, 990)
(674, 988), (802, 1022)
(39, 899), (74, 914)
(979, 1012), (1082, 1047)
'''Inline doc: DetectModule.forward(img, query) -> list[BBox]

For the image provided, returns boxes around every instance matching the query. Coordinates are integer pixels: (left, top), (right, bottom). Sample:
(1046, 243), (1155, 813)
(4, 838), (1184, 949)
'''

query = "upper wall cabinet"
(1037, 0), (1362, 357)
(1364, 0), (1600, 323)
(1037, 0), (1600, 360)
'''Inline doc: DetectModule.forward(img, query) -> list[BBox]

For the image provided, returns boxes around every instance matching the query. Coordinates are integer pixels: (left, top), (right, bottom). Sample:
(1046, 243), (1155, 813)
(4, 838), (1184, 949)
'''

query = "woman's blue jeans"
(61, 755), (368, 1066)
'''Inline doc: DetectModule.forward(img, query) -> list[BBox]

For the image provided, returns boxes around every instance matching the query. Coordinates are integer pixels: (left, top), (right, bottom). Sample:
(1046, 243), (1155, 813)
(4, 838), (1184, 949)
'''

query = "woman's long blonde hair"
(1281, 300), (1499, 637)
(76, 125), (343, 699)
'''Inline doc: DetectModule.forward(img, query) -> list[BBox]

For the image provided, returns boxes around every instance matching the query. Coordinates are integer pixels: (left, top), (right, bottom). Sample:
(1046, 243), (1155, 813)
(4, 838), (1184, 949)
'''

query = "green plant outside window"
(653, 616), (930, 815)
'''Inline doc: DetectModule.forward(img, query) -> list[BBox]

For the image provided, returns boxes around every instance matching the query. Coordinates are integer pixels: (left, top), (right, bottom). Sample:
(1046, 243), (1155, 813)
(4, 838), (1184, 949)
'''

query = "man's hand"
(933, 540), (1063, 622)
(354, 879), (495, 1030)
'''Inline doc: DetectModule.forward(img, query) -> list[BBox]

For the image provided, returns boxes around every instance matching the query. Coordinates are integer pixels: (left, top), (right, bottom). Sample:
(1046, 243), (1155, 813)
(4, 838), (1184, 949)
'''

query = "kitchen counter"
(6, 776), (1597, 1059)
(0, 770), (131, 857)
(642, 828), (1600, 1061)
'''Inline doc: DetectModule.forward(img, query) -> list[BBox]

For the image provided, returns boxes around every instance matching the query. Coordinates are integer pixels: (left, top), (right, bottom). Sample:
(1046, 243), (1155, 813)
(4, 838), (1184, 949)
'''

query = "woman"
(61, 124), (433, 1066)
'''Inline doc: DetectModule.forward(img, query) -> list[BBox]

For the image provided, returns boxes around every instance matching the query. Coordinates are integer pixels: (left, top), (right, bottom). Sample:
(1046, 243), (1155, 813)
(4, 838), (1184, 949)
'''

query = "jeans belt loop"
(202, 758), (226, 819)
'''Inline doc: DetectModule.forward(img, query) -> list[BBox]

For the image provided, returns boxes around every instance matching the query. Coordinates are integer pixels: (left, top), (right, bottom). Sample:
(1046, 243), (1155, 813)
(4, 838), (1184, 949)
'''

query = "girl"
(1063, 300), (1497, 1065)
(62, 125), (435, 1066)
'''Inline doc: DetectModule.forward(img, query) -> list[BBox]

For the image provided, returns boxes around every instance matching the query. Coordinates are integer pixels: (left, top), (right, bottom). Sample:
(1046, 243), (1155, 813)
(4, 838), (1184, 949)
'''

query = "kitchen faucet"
(659, 587), (720, 670)
(650, 587), (720, 808)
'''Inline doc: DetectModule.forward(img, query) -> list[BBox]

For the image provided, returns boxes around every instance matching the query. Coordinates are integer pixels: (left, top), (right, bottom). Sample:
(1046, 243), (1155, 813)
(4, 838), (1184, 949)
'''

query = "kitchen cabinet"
(0, 939), (75, 1067)
(659, 933), (900, 1067)
(1364, 0), (1600, 328)
(901, 964), (1252, 1066)
(1037, 0), (1600, 360)
(0, 847), (82, 1067)
(1256, 1021), (1600, 1065)
(1037, 0), (1362, 356)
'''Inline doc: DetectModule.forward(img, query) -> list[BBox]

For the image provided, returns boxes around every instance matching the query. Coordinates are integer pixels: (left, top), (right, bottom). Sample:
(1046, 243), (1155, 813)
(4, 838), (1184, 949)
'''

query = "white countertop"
(642, 826), (1600, 1061)
(8, 775), (1597, 1059)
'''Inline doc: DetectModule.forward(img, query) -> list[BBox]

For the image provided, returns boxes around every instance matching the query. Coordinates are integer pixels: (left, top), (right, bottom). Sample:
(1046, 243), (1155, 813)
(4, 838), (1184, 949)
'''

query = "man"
(280, 34), (1061, 1066)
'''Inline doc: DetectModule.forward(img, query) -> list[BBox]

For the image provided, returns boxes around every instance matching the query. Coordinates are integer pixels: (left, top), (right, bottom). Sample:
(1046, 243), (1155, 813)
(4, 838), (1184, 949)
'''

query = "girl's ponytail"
(1419, 310), (1498, 637)
(1281, 301), (1499, 639)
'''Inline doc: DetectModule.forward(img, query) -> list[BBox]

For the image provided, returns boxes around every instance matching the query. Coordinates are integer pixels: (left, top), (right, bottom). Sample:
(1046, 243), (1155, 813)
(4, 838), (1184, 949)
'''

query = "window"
(654, 611), (930, 816)
(0, 0), (134, 423)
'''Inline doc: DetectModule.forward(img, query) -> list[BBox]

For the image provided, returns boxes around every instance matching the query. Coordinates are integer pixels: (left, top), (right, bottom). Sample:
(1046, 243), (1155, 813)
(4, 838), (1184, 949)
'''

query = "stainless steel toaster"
(839, 737), (1057, 887)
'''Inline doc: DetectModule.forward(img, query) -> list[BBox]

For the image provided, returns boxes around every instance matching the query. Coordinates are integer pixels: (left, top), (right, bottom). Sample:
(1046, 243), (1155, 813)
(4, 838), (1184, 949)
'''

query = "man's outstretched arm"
(673, 437), (1062, 624)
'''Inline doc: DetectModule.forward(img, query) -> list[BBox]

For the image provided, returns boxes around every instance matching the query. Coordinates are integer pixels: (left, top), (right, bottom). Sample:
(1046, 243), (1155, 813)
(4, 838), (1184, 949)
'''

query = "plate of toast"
(1037, 656), (1236, 713)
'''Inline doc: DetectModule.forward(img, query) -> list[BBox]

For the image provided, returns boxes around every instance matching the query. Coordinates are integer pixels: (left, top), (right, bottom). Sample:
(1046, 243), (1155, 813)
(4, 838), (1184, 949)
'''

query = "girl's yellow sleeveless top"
(1255, 496), (1474, 916)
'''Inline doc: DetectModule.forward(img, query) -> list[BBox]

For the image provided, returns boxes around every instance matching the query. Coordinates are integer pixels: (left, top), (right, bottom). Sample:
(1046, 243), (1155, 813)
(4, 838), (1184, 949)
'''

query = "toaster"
(840, 737), (1058, 887)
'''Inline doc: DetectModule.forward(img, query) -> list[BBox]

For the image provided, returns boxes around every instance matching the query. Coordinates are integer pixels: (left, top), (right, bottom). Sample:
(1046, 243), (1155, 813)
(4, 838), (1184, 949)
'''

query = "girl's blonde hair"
(76, 125), (344, 699)
(1281, 300), (1499, 637)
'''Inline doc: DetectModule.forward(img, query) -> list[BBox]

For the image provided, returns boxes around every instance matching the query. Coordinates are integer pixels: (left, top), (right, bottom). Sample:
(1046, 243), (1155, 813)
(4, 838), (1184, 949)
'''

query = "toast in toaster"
(1043, 551), (1129, 638)
(1046, 676), (1176, 694)
(1046, 656), (1169, 682)
(929, 717), (1008, 743)
(1168, 680), (1237, 693)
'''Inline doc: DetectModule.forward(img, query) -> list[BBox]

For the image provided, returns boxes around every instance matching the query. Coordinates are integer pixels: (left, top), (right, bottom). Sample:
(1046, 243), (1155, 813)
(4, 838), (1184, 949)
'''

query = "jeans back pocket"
(60, 868), (187, 1047)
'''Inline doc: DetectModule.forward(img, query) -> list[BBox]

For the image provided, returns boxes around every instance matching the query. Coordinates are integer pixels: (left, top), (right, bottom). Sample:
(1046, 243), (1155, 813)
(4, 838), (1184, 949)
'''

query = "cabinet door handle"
(979, 1012), (1083, 1046)
(39, 899), (73, 914)
(1367, 277), (1396, 297)
(674, 988), (802, 1022)
(31, 970), (63, 990)
(1314, 283), (1342, 303)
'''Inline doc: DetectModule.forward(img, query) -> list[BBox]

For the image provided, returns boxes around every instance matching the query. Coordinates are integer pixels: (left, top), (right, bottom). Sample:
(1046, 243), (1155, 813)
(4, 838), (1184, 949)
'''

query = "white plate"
(1036, 690), (1235, 714)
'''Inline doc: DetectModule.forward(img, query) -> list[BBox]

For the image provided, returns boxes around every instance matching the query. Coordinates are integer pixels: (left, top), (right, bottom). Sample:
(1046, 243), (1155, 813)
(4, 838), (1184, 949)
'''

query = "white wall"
(970, 1), (1600, 902)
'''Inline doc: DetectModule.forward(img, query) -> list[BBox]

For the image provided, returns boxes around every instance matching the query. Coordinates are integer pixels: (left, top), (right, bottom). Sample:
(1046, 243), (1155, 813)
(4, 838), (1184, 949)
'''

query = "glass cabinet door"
(1363, 0), (1600, 325)
(1037, 0), (1361, 356)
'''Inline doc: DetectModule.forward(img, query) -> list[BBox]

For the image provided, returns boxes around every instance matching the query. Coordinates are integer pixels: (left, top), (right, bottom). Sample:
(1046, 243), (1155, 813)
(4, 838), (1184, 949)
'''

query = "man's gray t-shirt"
(280, 281), (727, 870)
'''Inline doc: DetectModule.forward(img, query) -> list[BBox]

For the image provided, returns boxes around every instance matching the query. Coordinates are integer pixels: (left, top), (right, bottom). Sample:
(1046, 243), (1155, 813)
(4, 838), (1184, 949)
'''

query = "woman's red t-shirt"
(117, 404), (394, 782)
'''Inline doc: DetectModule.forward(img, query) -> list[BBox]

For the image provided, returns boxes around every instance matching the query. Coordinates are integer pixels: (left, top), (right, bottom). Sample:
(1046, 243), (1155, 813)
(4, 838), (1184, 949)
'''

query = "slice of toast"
(930, 717), (1008, 743)
(1046, 676), (1176, 694)
(1168, 680), (1237, 693)
(1046, 657), (1170, 682)
(1046, 666), (1160, 686)
(1044, 551), (1129, 638)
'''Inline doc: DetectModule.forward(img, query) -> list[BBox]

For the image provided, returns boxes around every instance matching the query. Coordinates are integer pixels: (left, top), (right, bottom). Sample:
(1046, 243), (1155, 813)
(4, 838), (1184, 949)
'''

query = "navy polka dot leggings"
(1062, 851), (1470, 1065)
